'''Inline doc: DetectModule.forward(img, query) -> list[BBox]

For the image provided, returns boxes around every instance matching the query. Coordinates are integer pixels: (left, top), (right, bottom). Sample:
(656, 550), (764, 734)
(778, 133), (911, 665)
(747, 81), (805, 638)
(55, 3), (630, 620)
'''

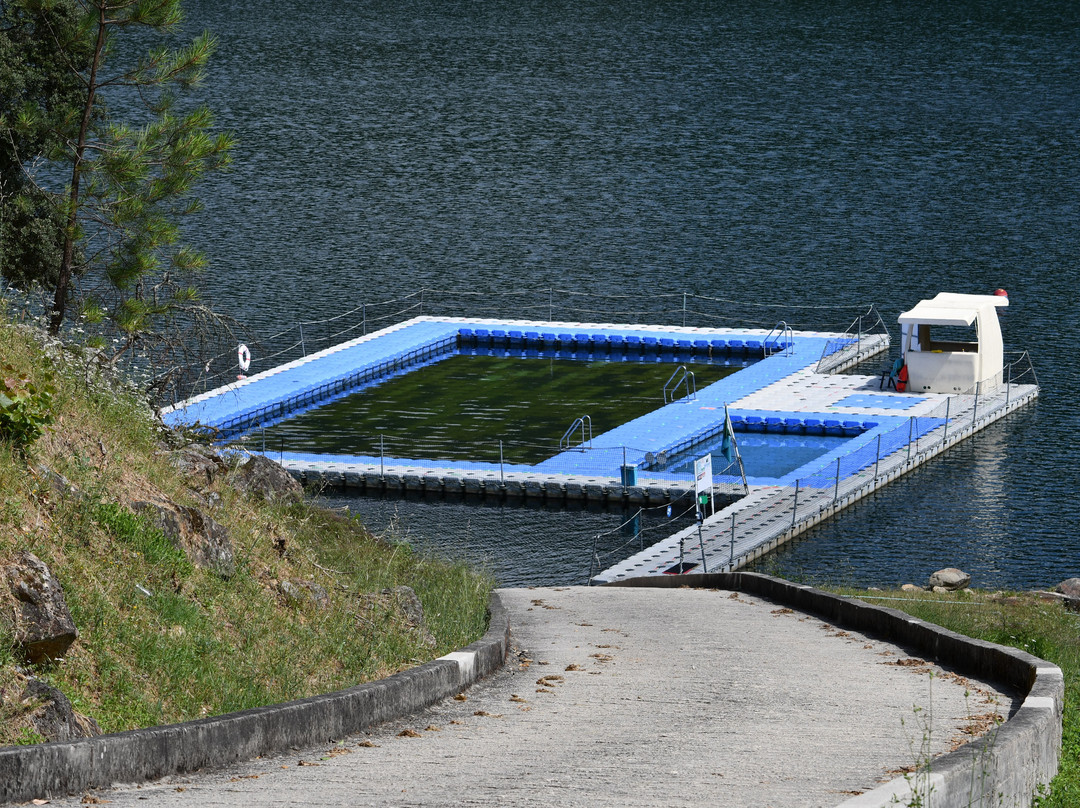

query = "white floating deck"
(592, 375), (1038, 582)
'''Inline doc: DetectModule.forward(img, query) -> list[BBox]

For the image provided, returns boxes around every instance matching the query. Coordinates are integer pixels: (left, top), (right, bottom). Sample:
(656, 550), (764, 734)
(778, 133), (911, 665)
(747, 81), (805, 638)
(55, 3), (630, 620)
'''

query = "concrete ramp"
(50, 584), (1058, 808)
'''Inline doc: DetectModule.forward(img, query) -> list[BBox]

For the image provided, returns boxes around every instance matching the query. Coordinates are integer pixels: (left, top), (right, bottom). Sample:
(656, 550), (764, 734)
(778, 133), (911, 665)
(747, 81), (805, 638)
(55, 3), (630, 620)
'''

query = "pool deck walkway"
(43, 586), (1025, 808)
(593, 370), (1039, 582)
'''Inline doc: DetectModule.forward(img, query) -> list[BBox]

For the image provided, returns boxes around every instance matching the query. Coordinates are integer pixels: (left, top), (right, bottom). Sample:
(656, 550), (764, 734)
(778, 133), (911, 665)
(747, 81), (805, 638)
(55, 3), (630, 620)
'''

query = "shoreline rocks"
(929, 568), (971, 591)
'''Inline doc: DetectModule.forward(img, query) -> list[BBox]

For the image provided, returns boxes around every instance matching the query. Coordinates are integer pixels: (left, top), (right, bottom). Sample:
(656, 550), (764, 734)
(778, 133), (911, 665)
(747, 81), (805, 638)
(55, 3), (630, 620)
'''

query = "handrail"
(763, 321), (794, 357)
(1004, 350), (1040, 389)
(48, 283), (886, 406)
(559, 415), (592, 451)
(815, 304), (891, 374)
(663, 366), (696, 403)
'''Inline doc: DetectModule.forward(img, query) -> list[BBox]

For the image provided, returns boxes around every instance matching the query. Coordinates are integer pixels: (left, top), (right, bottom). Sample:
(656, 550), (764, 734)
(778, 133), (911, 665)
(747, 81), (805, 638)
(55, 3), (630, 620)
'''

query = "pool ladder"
(764, 321), (794, 356)
(664, 366), (697, 403)
(560, 415), (593, 451)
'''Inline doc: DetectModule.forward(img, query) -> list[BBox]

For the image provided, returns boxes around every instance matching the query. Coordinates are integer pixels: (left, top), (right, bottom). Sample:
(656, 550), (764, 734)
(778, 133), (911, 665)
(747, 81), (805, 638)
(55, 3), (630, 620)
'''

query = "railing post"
(588, 534), (599, 585)
(697, 518), (707, 573)
(791, 480), (800, 530)
(379, 434), (385, 479)
(499, 439), (505, 486)
(833, 457), (841, 504)
(729, 513), (736, 570)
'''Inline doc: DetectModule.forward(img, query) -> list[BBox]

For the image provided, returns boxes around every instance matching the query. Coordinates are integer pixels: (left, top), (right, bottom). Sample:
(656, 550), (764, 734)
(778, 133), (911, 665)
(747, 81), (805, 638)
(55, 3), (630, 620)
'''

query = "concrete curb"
(0, 594), (510, 805)
(607, 572), (1064, 808)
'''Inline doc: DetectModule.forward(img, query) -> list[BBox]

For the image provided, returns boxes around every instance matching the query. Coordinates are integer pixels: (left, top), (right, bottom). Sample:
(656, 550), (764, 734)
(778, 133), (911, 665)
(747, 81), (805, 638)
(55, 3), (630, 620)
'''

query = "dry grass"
(0, 314), (493, 744)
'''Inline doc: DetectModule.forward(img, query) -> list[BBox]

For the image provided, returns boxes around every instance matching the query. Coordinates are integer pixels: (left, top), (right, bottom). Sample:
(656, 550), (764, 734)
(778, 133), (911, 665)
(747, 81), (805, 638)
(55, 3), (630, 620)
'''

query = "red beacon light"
(994, 288), (1008, 298)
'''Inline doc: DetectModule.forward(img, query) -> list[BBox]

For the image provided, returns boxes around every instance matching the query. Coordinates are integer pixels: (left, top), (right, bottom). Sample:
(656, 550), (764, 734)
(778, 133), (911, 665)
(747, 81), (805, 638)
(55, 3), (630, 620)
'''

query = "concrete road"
(56, 586), (1015, 807)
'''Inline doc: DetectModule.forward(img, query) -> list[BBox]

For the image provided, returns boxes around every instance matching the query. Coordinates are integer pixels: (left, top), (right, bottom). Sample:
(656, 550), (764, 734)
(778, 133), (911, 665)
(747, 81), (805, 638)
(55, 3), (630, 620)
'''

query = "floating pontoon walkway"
(162, 314), (1037, 583)
(164, 315), (885, 505)
(591, 370), (1038, 582)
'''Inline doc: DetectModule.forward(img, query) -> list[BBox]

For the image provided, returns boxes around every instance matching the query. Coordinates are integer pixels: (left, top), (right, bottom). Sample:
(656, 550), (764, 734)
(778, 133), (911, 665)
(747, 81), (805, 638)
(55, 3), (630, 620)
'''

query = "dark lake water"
(173, 0), (1077, 589)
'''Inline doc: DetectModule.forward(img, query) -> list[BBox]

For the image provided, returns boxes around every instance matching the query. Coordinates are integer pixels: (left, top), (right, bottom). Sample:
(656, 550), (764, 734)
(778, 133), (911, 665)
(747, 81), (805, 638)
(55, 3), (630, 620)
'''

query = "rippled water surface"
(175, 0), (1077, 588)
(259, 352), (739, 464)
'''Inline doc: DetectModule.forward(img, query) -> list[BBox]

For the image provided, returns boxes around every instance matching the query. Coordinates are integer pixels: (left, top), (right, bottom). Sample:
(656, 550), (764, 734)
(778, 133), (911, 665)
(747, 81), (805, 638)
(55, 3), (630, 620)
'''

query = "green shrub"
(0, 361), (54, 452)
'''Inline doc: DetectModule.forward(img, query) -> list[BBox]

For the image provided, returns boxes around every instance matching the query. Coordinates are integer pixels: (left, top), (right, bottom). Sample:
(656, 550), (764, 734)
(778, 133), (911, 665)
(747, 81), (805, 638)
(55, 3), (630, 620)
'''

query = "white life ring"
(237, 343), (251, 373)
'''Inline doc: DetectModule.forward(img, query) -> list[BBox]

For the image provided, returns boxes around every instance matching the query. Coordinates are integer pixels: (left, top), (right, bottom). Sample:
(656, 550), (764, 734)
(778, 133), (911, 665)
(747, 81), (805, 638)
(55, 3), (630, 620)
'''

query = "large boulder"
(35, 465), (82, 502)
(22, 676), (100, 742)
(131, 499), (236, 578)
(167, 443), (226, 485)
(183, 507), (236, 577)
(2, 552), (79, 663)
(928, 567), (971, 591)
(1055, 578), (1080, 600)
(231, 455), (304, 502)
(278, 579), (330, 610)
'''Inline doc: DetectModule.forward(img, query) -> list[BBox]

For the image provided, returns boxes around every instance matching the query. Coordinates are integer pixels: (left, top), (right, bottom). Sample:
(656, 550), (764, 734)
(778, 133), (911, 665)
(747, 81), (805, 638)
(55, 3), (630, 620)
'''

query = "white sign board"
(694, 453), (712, 495)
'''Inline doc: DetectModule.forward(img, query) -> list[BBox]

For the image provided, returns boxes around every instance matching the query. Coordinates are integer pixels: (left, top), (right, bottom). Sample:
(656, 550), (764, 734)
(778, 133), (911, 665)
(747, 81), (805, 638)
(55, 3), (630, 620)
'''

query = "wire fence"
(587, 498), (706, 582)
(0, 280), (884, 406)
(246, 429), (748, 497)
(160, 288), (885, 405)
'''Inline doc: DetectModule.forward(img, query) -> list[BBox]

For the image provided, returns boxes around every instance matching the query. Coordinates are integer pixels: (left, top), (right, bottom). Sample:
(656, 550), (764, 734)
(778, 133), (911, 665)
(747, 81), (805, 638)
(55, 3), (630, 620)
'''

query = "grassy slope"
(829, 587), (1079, 806)
(0, 312), (493, 744)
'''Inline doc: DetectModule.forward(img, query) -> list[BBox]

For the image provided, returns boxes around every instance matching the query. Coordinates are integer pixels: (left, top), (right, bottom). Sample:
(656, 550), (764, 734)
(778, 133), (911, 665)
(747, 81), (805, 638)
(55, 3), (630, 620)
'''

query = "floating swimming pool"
(655, 432), (854, 479)
(256, 351), (746, 466)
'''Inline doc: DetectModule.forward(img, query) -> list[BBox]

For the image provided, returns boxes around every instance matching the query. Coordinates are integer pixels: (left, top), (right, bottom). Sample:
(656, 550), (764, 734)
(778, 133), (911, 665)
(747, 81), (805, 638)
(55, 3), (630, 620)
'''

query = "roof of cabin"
(897, 292), (1007, 327)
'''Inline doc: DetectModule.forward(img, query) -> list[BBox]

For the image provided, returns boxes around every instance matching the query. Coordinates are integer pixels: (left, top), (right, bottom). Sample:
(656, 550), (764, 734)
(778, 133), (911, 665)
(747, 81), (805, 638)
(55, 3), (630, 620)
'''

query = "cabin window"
(915, 322), (979, 353)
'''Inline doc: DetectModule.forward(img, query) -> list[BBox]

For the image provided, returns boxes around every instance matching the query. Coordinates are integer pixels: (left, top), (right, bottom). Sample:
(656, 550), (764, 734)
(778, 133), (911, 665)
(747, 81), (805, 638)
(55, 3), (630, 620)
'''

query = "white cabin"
(898, 292), (1008, 394)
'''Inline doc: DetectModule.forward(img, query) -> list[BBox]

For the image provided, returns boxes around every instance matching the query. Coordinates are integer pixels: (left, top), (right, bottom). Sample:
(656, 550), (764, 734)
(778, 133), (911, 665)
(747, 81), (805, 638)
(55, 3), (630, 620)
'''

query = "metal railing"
(242, 427), (747, 495)
(587, 498), (703, 584)
(559, 415), (593, 451)
(764, 320), (794, 357)
(816, 305), (891, 374)
(694, 374), (1040, 577)
(663, 365), (696, 403)
(140, 287), (884, 406)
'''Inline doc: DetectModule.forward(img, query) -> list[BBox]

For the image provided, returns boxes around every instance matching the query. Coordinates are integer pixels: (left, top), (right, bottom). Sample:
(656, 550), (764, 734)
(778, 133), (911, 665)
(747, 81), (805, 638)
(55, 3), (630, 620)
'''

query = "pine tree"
(0, 0), (92, 288)
(0, 0), (233, 346)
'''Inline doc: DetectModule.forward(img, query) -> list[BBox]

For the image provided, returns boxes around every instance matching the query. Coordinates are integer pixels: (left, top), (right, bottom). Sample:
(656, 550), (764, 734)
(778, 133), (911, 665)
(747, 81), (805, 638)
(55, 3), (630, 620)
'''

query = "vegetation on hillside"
(0, 308), (493, 745)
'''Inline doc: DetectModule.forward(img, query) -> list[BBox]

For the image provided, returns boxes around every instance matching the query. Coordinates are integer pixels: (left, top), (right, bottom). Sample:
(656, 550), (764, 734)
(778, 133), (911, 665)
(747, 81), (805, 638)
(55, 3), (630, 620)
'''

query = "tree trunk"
(49, 3), (106, 335)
